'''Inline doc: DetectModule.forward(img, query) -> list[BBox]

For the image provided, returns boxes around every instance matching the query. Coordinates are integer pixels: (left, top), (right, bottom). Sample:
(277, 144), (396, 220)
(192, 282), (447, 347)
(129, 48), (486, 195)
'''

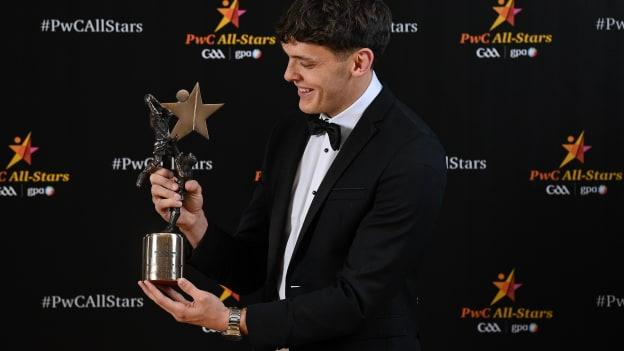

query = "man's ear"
(351, 48), (374, 77)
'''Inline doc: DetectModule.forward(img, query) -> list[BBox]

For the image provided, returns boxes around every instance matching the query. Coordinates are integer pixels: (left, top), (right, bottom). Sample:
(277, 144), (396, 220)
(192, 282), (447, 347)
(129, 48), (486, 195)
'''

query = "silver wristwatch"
(221, 307), (242, 341)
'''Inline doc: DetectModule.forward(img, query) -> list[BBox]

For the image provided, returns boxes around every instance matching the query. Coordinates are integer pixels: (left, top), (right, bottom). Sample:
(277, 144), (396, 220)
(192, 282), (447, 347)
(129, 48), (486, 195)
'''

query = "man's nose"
(284, 61), (300, 82)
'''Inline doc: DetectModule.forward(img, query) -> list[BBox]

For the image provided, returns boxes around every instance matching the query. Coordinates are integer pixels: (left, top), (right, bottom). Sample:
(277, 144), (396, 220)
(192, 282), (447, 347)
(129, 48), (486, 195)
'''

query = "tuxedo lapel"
(290, 88), (396, 264)
(266, 117), (310, 280)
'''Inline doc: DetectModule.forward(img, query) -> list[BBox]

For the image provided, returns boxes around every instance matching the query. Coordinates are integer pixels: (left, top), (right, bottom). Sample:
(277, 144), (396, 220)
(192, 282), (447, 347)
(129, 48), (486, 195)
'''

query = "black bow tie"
(307, 116), (342, 151)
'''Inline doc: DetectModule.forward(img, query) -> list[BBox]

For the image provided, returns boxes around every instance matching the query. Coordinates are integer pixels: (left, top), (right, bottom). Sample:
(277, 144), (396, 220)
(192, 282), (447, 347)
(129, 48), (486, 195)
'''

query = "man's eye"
(300, 62), (315, 68)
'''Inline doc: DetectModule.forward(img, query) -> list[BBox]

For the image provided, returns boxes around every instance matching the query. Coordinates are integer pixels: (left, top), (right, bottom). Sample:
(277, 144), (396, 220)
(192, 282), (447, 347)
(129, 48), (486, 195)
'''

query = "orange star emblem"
(490, 0), (522, 31)
(559, 131), (592, 168)
(6, 132), (39, 169)
(490, 269), (522, 305)
(215, 0), (246, 32)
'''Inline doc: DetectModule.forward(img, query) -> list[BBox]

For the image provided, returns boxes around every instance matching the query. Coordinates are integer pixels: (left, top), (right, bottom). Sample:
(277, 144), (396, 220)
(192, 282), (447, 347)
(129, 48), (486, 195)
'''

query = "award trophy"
(136, 83), (223, 286)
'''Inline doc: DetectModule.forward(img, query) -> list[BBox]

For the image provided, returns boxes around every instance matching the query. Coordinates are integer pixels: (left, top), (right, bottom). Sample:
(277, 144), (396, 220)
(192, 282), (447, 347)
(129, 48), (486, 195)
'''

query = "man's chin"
(298, 101), (320, 115)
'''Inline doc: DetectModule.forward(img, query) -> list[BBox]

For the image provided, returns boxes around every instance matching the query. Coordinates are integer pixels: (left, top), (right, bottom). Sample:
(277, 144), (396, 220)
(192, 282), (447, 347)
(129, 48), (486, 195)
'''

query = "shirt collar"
(320, 71), (383, 132)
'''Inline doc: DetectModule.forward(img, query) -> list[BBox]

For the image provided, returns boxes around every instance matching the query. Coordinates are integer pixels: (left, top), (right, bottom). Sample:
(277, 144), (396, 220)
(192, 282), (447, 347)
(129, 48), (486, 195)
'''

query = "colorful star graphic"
(215, 0), (246, 32)
(490, 0), (522, 31)
(559, 131), (592, 168)
(490, 269), (522, 305)
(6, 132), (39, 169)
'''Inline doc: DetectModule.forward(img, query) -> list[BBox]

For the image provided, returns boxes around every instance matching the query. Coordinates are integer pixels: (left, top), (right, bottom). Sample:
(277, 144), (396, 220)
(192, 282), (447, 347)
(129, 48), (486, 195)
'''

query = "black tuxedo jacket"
(188, 87), (446, 351)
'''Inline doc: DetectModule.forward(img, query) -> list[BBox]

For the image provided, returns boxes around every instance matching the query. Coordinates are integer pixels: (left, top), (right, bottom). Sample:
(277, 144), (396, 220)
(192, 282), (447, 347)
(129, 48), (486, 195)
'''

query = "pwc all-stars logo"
(459, 0), (552, 59)
(460, 268), (553, 334)
(490, 269), (522, 305)
(6, 132), (38, 170)
(184, 0), (277, 61)
(214, 0), (246, 32)
(0, 132), (71, 198)
(529, 131), (622, 196)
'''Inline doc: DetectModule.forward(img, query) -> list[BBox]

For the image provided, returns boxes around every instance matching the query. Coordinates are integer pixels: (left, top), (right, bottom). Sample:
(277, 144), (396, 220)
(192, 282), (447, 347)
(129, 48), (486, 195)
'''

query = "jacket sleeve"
(245, 137), (447, 349)
(186, 125), (279, 294)
(186, 175), (270, 294)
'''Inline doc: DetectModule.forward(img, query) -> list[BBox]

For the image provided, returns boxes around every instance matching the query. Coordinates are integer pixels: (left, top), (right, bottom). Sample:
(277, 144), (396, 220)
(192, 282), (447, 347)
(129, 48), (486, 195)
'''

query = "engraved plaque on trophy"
(136, 83), (223, 285)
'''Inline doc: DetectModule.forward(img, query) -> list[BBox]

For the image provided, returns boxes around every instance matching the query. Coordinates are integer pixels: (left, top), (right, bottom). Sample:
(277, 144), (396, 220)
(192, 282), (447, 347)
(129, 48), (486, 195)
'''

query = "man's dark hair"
(276, 0), (392, 59)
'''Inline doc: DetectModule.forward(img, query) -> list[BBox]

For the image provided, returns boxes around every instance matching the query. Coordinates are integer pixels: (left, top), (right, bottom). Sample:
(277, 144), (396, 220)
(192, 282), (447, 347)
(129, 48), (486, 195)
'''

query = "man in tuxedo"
(139, 1), (446, 350)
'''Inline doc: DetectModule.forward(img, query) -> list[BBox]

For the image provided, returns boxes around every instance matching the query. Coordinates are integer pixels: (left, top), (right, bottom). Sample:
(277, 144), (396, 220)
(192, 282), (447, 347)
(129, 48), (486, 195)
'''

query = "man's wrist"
(221, 307), (244, 341)
(240, 307), (248, 335)
(219, 306), (230, 331)
(181, 212), (207, 248)
(218, 306), (247, 336)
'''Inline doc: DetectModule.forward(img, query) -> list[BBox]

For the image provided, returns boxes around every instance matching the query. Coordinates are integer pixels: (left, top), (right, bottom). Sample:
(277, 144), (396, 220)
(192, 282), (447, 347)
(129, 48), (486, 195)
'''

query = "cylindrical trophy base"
(142, 233), (184, 285)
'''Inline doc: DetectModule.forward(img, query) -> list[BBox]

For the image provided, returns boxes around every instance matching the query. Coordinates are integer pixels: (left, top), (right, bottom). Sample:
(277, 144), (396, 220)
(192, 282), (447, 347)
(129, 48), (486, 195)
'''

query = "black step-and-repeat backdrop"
(6, 0), (622, 349)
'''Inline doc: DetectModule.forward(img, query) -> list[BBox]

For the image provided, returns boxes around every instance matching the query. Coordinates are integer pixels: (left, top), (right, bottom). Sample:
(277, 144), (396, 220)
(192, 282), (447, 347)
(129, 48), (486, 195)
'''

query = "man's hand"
(149, 168), (208, 247)
(138, 278), (229, 331)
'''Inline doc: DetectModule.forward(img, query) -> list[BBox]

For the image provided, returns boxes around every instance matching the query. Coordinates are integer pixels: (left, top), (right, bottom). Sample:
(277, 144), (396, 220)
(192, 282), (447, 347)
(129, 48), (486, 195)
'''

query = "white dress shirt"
(277, 72), (382, 300)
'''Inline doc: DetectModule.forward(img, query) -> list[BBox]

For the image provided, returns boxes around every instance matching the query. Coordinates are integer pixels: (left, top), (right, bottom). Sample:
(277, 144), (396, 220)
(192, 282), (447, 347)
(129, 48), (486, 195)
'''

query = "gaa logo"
(234, 49), (262, 60)
(545, 184), (571, 195)
(477, 322), (502, 333)
(476, 47), (501, 58)
(0, 185), (18, 197)
(201, 48), (226, 60)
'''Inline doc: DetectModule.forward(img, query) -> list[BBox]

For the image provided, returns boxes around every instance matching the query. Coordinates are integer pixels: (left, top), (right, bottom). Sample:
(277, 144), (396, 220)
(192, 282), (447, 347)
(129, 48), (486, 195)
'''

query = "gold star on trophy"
(161, 82), (224, 140)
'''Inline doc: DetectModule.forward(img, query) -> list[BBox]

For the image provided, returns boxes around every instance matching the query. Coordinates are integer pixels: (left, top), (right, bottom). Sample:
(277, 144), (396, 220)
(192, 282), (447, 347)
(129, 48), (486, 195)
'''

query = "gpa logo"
(510, 47), (538, 58)
(545, 184), (571, 195)
(476, 47), (501, 58)
(511, 322), (539, 334)
(201, 48), (227, 59)
(477, 322), (502, 333)
(27, 186), (55, 197)
(234, 48), (262, 60)
(580, 185), (608, 196)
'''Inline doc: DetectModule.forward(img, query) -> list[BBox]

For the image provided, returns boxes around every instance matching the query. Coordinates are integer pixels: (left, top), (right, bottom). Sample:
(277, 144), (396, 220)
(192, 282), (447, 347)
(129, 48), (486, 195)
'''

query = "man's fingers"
(184, 180), (201, 193)
(153, 168), (174, 178)
(161, 286), (191, 305)
(154, 198), (183, 212)
(139, 281), (183, 316)
(151, 184), (182, 202)
(138, 281), (164, 308)
(151, 184), (183, 212)
(138, 281), (164, 310)
(149, 171), (178, 191)
(177, 278), (202, 299)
